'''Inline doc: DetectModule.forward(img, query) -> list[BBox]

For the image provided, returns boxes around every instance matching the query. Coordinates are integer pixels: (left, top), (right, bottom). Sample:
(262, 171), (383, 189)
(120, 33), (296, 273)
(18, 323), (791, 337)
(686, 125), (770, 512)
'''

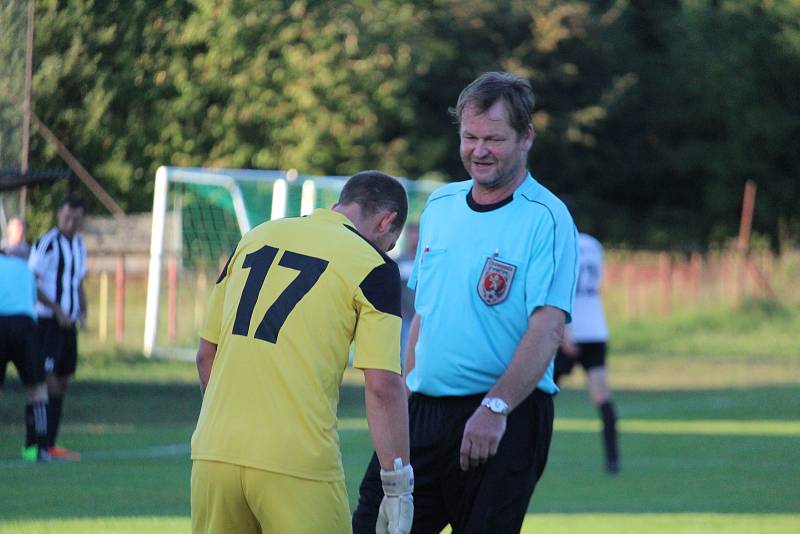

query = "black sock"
(25, 404), (35, 447)
(48, 396), (63, 448)
(599, 401), (619, 464)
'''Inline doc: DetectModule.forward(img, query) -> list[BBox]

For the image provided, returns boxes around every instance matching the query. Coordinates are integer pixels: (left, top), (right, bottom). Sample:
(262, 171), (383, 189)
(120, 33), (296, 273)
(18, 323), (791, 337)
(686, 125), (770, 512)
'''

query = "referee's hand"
(459, 406), (506, 471)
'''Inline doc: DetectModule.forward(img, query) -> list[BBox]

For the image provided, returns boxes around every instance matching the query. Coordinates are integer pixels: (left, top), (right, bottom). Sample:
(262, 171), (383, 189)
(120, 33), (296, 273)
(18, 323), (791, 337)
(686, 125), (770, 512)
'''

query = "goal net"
(143, 166), (438, 359)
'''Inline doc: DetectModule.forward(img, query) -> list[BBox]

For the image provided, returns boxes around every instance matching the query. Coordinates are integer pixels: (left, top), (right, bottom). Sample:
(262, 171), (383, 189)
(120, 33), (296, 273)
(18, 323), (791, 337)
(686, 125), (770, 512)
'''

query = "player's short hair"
(338, 171), (408, 233)
(60, 193), (86, 212)
(449, 71), (534, 137)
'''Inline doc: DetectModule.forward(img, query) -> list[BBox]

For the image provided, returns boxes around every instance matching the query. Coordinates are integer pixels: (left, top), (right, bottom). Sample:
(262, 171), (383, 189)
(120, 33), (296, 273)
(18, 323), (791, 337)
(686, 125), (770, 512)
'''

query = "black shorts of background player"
(0, 315), (50, 462)
(554, 338), (619, 473)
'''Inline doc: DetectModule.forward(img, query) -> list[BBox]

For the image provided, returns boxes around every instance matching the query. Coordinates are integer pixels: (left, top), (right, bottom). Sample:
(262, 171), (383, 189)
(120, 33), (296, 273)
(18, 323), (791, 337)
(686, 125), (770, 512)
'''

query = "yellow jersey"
(191, 209), (402, 481)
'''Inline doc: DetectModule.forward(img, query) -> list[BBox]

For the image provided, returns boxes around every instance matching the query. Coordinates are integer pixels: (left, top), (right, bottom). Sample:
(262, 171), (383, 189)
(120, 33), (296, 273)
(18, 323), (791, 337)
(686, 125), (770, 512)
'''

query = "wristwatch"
(481, 397), (509, 416)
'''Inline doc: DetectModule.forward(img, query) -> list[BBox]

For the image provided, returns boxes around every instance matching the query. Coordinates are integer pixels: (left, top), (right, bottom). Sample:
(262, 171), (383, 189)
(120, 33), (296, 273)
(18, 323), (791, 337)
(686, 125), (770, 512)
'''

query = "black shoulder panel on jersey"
(360, 260), (402, 318)
(216, 250), (234, 284)
(342, 225), (401, 316)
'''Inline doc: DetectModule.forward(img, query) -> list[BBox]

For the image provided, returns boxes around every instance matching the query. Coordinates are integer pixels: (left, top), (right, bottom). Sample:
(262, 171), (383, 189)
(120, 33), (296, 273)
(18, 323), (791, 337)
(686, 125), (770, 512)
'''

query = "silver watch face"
(484, 397), (508, 414)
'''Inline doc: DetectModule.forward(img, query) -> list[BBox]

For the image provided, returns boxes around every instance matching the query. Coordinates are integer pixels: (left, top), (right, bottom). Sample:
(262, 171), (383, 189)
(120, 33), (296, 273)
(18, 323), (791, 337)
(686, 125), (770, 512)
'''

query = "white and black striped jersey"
(28, 227), (87, 320)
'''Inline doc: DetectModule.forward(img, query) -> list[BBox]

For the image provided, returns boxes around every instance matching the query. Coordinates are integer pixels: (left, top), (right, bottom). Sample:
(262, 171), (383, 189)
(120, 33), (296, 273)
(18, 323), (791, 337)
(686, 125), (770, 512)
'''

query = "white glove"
(376, 457), (414, 534)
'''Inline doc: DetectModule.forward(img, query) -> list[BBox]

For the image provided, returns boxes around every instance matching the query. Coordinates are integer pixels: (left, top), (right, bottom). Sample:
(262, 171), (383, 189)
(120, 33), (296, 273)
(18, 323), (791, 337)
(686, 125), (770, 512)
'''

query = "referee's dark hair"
(338, 171), (408, 233)
(60, 193), (86, 212)
(449, 71), (534, 138)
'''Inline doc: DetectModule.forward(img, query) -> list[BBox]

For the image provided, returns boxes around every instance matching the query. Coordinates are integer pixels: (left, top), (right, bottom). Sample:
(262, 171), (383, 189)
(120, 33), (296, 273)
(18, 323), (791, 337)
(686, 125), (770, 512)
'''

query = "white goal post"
(143, 166), (438, 360)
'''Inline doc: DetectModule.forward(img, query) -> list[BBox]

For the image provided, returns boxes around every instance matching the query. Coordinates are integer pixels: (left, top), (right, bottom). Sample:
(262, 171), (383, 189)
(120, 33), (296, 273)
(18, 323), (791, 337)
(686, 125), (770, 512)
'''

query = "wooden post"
(735, 180), (757, 305)
(19, 0), (35, 219)
(168, 256), (178, 343)
(115, 255), (126, 342)
(98, 271), (108, 343)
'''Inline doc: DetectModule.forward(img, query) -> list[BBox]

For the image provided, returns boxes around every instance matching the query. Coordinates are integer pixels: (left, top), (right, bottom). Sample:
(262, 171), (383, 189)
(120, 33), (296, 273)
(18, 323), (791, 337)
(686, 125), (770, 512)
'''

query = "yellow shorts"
(191, 460), (351, 534)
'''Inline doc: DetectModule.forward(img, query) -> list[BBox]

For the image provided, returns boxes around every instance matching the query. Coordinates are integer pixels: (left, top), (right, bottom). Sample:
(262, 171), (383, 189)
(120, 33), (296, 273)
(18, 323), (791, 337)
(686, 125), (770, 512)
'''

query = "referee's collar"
(467, 172), (537, 212)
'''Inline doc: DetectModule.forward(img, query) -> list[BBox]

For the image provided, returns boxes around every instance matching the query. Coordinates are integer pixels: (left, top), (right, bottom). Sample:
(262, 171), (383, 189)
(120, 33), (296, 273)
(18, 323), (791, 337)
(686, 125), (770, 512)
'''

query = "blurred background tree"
(12, 0), (799, 250)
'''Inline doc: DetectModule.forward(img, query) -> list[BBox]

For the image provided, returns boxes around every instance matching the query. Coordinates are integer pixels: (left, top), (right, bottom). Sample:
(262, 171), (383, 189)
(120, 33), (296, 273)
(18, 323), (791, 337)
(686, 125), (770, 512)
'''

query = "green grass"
(1, 316), (799, 532)
(610, 299), (800, 359)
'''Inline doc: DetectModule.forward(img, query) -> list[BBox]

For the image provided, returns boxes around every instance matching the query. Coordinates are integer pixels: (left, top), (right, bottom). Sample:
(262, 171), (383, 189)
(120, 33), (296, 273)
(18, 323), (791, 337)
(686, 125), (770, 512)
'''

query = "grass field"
(1, 305), (799, 533)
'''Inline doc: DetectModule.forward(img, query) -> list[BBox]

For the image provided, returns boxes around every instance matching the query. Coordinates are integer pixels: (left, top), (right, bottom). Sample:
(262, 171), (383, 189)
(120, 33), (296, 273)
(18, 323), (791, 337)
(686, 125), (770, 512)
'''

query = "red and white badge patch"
(477, 256), (516, 305)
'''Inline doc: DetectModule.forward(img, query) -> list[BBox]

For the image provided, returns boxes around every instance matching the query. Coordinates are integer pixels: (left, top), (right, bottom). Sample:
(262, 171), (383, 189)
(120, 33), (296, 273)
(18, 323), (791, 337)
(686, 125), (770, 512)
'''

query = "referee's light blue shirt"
(407, 174), (578, 397)
(0, 254), (37, 319)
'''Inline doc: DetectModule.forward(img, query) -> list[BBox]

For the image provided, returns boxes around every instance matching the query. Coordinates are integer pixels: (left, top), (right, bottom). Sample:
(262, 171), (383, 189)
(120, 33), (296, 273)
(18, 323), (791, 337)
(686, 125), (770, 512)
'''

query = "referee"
(0, 250), (50, 462)
(28, 194), (88, 461)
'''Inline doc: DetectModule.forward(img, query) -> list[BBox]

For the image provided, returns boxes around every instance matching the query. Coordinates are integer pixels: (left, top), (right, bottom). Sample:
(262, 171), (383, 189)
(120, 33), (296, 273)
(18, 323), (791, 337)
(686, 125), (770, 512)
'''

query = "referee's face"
(459, 100), (533, 194)
(57, 205), (85, 238)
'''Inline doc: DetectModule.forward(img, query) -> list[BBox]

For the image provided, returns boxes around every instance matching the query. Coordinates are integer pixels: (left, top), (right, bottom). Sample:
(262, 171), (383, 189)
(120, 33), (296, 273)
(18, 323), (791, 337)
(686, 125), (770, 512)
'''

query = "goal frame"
(143, 166), (319, 358)
(143, 165), (440, 359)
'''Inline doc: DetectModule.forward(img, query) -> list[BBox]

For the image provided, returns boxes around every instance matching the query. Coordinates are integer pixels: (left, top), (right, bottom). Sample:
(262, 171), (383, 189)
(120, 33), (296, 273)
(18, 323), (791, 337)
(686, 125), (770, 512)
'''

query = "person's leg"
(351, 453), (385, 533)
(582, 342), (619, 473)
(246, 467), (351, 534)
(24, 383), (49, 461)
(352, 394), (451, 534)
(552, 348), (576, 385)
(191, 460), (260, 534)
(46, 374), (69, 447)
(8, 315), (49, 461)
(446, 391), (554, 534)
(48, 326), (79, 459)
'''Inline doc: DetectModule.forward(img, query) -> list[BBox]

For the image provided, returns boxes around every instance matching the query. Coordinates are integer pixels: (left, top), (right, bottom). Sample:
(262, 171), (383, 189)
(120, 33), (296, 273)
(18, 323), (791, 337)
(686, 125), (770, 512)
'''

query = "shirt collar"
(308, 208), (354, 227)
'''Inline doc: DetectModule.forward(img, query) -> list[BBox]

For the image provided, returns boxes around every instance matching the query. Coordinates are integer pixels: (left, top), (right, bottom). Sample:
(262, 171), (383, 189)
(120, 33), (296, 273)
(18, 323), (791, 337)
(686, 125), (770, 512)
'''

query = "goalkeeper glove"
(377, 457), (414, 534)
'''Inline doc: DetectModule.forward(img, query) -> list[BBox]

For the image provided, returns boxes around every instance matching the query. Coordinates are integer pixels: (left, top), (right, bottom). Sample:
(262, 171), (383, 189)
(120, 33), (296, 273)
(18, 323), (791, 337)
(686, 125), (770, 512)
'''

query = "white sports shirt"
(570, 233), (608, 342)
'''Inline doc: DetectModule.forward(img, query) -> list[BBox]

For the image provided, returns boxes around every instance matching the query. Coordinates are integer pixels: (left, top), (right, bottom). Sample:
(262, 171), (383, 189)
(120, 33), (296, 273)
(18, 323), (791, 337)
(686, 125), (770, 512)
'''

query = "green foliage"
(15, 0), (800, 249)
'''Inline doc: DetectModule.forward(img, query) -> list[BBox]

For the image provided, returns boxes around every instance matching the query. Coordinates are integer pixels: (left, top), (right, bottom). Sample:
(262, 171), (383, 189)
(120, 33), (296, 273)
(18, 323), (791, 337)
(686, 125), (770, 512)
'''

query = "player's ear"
(377, 211), (398, 235)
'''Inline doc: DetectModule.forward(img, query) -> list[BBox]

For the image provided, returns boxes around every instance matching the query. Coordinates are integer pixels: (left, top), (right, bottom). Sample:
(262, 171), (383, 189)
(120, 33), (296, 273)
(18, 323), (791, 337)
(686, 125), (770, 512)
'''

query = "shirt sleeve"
(78, 238), (88, 280)
(543, 213), (579, 323)
(199, 251), (235, 344)
(27, 238), (50, 278)
(524, 207), (579, 322)
(352, 260), (402, 374)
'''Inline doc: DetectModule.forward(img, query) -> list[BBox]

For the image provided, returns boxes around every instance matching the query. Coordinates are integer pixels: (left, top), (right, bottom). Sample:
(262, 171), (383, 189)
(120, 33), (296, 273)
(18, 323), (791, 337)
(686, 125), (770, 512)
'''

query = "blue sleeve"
(523, 206), (578, 322)
(544, 213), (579, 323)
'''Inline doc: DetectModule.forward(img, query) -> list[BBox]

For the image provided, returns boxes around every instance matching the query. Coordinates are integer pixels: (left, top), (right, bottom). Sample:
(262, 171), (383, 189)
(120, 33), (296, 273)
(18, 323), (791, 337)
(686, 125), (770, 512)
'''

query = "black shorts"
(39, 317), (78, 377)
(0, 315), (43, 387)
(554, 341), (607, 383)
(353, 390), (554, 534)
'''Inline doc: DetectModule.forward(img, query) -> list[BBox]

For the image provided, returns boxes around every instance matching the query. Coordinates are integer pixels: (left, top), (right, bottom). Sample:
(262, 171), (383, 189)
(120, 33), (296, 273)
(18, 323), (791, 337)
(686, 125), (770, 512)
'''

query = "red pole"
(168, 256), (178, 343)
(115, 255), (125, 342)
(690, 252), (702, 309)
(659, 252), (672, 318)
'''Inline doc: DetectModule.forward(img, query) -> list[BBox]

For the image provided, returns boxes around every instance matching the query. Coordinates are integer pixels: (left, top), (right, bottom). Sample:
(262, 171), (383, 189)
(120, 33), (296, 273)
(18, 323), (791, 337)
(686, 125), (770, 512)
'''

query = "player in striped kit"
(554, 232), (620, 473)
(27, 194), (88, 461)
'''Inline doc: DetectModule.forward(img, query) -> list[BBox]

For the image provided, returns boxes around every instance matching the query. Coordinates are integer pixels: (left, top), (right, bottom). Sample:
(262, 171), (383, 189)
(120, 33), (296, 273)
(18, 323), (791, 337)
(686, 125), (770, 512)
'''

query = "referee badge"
(477, 255), (516, 305)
